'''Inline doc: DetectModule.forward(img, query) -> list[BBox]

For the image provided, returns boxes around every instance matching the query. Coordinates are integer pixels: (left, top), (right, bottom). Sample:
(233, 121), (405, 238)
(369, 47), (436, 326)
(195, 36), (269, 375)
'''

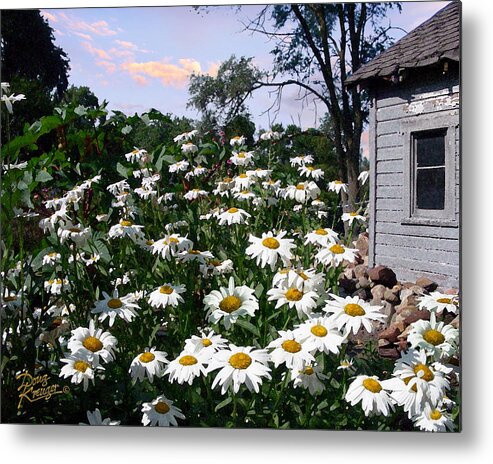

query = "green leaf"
(35, 170), (53, 183)
(116, 162), (129, 179)
(214, 396), (232, 412)
(235, 319), (260, 337)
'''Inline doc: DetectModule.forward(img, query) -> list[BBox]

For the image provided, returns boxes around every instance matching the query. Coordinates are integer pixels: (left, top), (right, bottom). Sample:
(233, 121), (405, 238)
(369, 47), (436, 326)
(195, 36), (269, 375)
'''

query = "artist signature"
(16, 371), (69, 410)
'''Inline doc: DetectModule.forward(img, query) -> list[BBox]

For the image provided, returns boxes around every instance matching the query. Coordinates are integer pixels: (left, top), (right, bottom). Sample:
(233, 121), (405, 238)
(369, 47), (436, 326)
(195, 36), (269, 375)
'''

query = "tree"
(190, 3), (401, 210)
(62, 86), (99, 109)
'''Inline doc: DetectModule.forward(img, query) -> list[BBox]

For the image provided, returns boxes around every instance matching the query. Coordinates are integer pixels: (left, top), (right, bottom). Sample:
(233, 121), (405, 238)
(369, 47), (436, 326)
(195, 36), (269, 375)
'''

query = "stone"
(397, 338), (409, 352)
(403, 309), (430, 326)
(410, 285), (426, 296)
(352, 288), (370, 300)
(450, 316), (460, 329)
(339, 277), (356, 293)
(381, 301), (396, 321)
(343, 267), (355, 279)
(368, 265), (397, 288)
(415, 277), (438, 292)
(378, 338), (392, 348)
(371, 284), (387, 302)
(378, 325), (401, 343)
(391, 284), (402, 294)
(354, 264), (368, 279)
(354, 233), (369, 257)
(378, 346), (400, 359)
(397, 325), (413, 340)
(384, 289), (400, 304)
(357, 276), (370, 289)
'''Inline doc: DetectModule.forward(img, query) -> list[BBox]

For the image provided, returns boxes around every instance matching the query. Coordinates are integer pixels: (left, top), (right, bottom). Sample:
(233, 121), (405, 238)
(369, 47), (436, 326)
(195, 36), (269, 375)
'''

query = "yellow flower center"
(329, 244), (345, 254)
(303, 366), (314, 375)
(139, 352), (155, 363)
(334, 180), (343, 185)
(48, 279), (55, 285)
(344, 303), (366, 317)
(350, 212), (358, 217)
(219, 295), (242, 313)
(437, 298), (452, 304)
(430, 409), (443, 420)
(315, 229), (328, 235)
(210, 260), (222, 267)
(120, 220), (133, 227)
(192, 188), (200, 192)
(132, 149), (139, 154)
(74, 360), (90, 372)
(48, 252), (58, 257)
(310, 324), (328, 337)
(413, 363), (435, 382)
(237, 153), (246, 158)
(307, 166), (315, 171)
(228, 207), (239, 213)
(229, 352), (252, 369)
(281, 340), (302, 353)
(285, 288), (303, 301)
(189, 250), (201, 255)
(69, 227), (81, 233)
(240, 190), (251, 195)
(239, 173), (248, 178)
(296, 184), (305, 190)
(146, 239), (154, 246)
(298, 272), (309, 280)
(362, 378), (382, 393)
(202, 338), (212, 347)
(154, 401), (170, 414)
(423, 329), (445, 346)
(82, 336), (103, 352)
(107, 298), (123, 309)
(168, 237), (179, 244)
(223, 177), (233, 183)
(56, 279), (62, 284)
(179, 355), (198, 366)
(262, 237), (280, 249)
(159, 286), (174, 295)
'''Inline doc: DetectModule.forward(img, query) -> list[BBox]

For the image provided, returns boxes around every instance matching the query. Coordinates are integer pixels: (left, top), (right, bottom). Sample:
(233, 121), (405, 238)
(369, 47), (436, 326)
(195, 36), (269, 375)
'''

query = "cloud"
(114, 39), (138, 50)
(96, 60), (117, 74)
(74, 32), (92, 41)
(55, 11), (118, 37)
(80, 41), (113, 61)
(41, 10), (57, 23)
(121, 58), (205, 88)
(131, 75), (149, 86)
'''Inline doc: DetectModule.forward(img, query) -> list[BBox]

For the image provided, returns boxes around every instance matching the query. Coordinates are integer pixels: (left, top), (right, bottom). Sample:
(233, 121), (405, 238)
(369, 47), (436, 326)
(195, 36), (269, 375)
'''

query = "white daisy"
(173, 129), (198, 143)
(177, 249), (214, 265)
(290, 364), (327, 396)
(304, 227), (339, 247)
(345, 375), (396, 416)
(125, 147), (148, 163)
(80, 408), (120, 425)
(213, 177), (235, 197)
(315, 243), (358, 267)
(141, 395), (185, 426)
(108, 219), (144, 242)
(284, 181), (321, 204)
(59, 353), (97, 391)
(230, 135), (246, 147)
(184, 188), (208, 201)
(358, 170), (369, 185)
(323, 294), (386, 336)
(151, 234), (192, 260)
(67, 320), (117, 366)
(57, 222), (91, 247)
(217, 207), (251, 225)
(233, 172), (255, 190)
(246, 167), (272, 179)
(417, 291), (459, 315)
(245, 230), (295, 271)
(233, 189), (257, 201)
(199, 258), (234, 277)
(91, 290), (140, 327)
(230, 151), (254, 166)
(298, 165), (324, 180)
(267, 330), (314, 371)
(260, 130), (281, 141)
(295, 314), (346, 355)
(129, 347), (169, 383)
(341, 212), (366, 226)
(203, 276), (258, 329)
(42, 251), (60, 266)
(164, 349), (210, 385)
(328, 180), (348, 194)
(169, 160), (190, 173)
(184, 329), (228, 355)
(272, 268), (325, 293)
(412, 402), (455, 432)
(148, 284), (186, 309)
(44, 278), (70, 295)
(290, 154), (314, 166)
(181, 142), (198, 154)
(267, 285), (319, 319)
(207, 345), (271, 394)
(107, 180), (130, 196)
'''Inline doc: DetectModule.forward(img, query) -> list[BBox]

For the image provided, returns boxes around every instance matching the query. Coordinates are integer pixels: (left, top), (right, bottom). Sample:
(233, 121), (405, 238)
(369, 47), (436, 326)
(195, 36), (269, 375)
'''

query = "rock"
(403, 309), (430, 326)
(410, 285), (426, 296)
(368, 265), (397, 288)
(357, 276), (370, 289)
(371, 284), (387, 302)
(394, 306), (419, 331)
(378, 346), (400, 359)
(381, 301), (396, 321)
(339, 277), (356, 293)
(450, 316), (460, 329)
(352, 288), (370, 301)
(397, 338), (409, 352)
(397, 324), (413, 340)
(384, 289), (400, 304)
(343, 267), (355, 279)
(354, 233), (369, 257)
(416, 277), (438, 292)
(378, 325), (401, 343)
(391, 284), (402, 295)
(378, 338), (392, 348)
(396, 289), (420, 313)
(354, 264), (368, 279)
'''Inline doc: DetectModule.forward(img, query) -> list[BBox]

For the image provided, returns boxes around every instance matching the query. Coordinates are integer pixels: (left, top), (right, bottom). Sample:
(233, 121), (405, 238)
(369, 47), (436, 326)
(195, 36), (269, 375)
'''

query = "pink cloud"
(96, 60), (117, 74)
(74, 32), (92, 41)
(131, 75), (149, 86)
(41, 10), (57, 23)
(56, 12), (118, 37)
(81, 41), (112, 61)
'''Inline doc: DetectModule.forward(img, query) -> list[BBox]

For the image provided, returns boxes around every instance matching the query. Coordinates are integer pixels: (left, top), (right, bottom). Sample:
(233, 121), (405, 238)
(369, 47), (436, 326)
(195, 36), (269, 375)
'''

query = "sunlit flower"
(1, 91), (26, 113)
(245, 230), (295, 271)
(294, 314), (346, 355)
(107, 180), (130, 196)
(80, 408), (120, 426)
(129, 347), (169, 383)
(230, 135), (246, 147)
(267, 330), (314, 371)
(230, 150), (254, 166)
(207, 345), (271, 394)
(177, 248), (214, 264)
(345, 375), (396, 416)
(298, 165), (324, 180)
(44, 278), (70, 295)
(217, 207), (251, 225)
(246, 167), (272, 179)
(284, 181), (321, 204)
(267, 285), (319, 319)
(108, 218), (144, 242)
(59, 352), (98, 392)
(315, 242), (358, 267)
(260, 130), (281, 141)
(272, 267), (325, 293)
(184, 188), (208, 201)
(164, 349), (210, 385)
(290, 154), (314, 166)
(151, 234), (192, 260)
(417, 291), (459, 315)
(328, 180), (348, 195)
(173, 129), (198, 143)
(125, 147), (148, 163)
(42, 251), (61, 266)
(233, 172), (255, 190)
(341, 211), (366, 226)
(57, 221), (91, 247)
(184, 329), (228, 355)
(199, 258), (234, 277)
(169, 160), (190, 173)
(412, 403), (455, 432)
(141, 395), (185, 426)
(91, 290), (140, 327)
(304, 227), (339, 247)
(323, 294), (386, 336)
(203, 276), (258, 329)
(148, 283), (186, 309)
(233, 189), (256, 201)
(337, 358), (354, 370)
(181, 142), (198, 154)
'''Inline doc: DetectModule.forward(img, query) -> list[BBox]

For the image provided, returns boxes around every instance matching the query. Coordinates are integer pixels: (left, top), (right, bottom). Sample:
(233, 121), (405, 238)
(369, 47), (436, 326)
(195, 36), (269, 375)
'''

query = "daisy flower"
(91, 290), (140, 327)
(141, 395), (185, 426)
(267, 285), (319, 318)
(207, 345), (271, 394)
(298, 165), (324, 180)
(262, 179), (282, 192)
(304, 227), (339, 247)
(323, 294), (386, 336)
(233, 189), (256, 201)
(358, 170), (369, 185)
(290, 154), (314, 166)
(203, 276), (258, 329)
(181, 142), (198, 154)
(328, 180), (348, 194)
(272, 268), (325, 293)
(107, 180), (130, 196)
(151, 234), (192, 260)
(129, 347), (169, 383)
(412, 403), (455, 432)
(67, 320), (117, 366)
(341, 211), (366, 226)
(213, 177), (235, 197)
(233, 172), (255, 190)
(108, 219), (144, 242)
(80, 408), (120, 426)
(230, 135), (246, 147)
(260, 130), (281, 141)
(184, 329), (228, 355)
(199, 258), (234, 277)
(267, 330), (315, 371)
(217, 207), (251, 225)
(315, 243), (358, 267)
(295, 314), (346, 355)
(44, 278), (70, 295)
(173, 129), (198, 143)
(407, 312), (459, 360)
(345, 375), (396, 416)
(125, 147), (147, 163)
(417, 291), (459, 315)
(290, 363), (328, 396)
(148, 284), (186, 309)
(337, 358), (354, 370)
(169, 160), (190, 173)
(164, 349), (210, 385)
(245, 230), (296, 271)
(184, 188), (208, 201)
(57, 222), (91, 247)
(230, 151), (254, 166)
(247, 167), (272, 180)
(177, 249), (214, 265)
(59, 353), (97, 391)
(284, 181), (321, 204)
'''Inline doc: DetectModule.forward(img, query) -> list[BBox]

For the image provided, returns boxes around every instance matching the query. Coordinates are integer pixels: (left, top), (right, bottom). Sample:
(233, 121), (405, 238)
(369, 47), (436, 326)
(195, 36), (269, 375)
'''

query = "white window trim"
(401, 113), (458, 227)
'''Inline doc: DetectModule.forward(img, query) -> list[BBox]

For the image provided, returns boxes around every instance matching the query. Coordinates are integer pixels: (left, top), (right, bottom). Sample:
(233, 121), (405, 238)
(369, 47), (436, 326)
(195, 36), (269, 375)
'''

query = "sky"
(39, 1), (451, 138)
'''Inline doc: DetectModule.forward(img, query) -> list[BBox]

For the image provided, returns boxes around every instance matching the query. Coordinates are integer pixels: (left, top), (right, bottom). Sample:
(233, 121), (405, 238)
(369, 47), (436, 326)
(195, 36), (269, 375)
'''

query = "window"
(401, 113), (458, 226)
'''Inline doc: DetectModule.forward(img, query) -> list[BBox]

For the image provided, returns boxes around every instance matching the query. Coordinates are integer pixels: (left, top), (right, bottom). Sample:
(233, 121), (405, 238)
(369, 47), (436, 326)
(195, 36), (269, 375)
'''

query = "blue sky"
(41, 2), (450, 133)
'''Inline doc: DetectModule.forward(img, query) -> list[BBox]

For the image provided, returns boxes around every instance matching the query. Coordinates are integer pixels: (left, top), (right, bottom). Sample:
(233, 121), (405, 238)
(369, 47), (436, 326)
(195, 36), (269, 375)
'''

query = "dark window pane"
(416, 167), (445, 210)
(416, 131), (445, 167)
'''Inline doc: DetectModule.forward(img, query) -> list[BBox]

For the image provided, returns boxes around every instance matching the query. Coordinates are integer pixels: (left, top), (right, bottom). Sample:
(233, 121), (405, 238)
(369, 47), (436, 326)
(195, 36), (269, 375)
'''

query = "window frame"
(401, 113), (458, 226)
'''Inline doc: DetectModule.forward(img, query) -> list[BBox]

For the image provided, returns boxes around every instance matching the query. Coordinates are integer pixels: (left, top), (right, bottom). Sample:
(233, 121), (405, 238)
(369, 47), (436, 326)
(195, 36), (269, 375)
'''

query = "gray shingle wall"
(369, 75), (460, 288)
